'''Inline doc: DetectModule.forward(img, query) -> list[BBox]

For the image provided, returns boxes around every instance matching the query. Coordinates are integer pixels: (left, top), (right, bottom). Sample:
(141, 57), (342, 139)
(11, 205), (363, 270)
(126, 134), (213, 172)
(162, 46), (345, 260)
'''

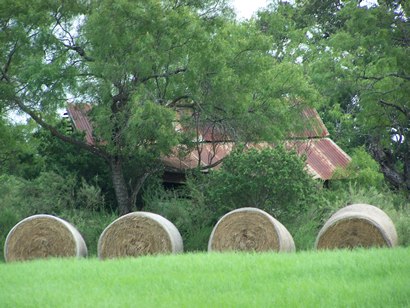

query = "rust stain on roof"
(66, 103), (350, 181)
(162, 143), (234, 171)
(290, 108), (329, 138)
(67, 104), (95, 145)
(286, 138), (351, 180)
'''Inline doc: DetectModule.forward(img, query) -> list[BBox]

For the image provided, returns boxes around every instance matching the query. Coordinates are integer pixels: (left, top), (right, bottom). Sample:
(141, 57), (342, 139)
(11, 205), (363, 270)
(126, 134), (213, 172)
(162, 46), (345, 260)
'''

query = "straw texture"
(4, 214), (87, 262)
(208, 207), (295, 252)
(315, 204), (398, 249)
(98, 212), (183, 260)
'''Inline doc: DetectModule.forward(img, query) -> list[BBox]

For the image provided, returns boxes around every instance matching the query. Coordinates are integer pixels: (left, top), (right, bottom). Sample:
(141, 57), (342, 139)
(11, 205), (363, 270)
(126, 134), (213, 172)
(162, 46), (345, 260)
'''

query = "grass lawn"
(0, 247), (409, 307)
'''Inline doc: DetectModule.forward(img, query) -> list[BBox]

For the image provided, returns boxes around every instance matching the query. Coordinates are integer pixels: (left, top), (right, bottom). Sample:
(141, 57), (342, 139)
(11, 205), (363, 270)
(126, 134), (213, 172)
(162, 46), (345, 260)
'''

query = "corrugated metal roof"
(66, 104), (350, 181)
(67, 103), (95, 145)
(286, 138), (351, 180)
(162, 143), (234, 171)
(162, 139), (351, 181)
(289, 108), (329, 138)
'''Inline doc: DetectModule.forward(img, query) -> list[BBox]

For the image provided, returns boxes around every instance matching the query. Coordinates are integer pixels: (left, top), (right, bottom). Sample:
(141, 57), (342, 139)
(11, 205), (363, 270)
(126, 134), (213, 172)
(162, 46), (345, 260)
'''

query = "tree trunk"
(369, 142), (405, 190)
(404, 146), (410, 193)
(110, 157), (132, 215)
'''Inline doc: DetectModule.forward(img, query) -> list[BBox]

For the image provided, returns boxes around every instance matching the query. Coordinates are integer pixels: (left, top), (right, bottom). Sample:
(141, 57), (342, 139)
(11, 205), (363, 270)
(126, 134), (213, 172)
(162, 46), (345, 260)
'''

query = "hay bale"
(208, 207), (295, 252)
(4, 214), (87, 262)
(98, 212), (183, 260)
(315, 204), (398, 250)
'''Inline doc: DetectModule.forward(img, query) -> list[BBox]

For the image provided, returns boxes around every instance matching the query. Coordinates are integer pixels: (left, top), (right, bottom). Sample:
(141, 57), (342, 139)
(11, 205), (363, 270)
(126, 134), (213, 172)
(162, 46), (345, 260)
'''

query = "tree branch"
(140, 67), (187, 83)
(130, 172), (150, 208)
(165, 95), (191, 107)
(1, 41), (18, 81)
(52, 10), (94, 62)
(62, 43), (94, 62)
(379, 99), (409, 117)
(360, 72), (410, 82)
(199, 155), (225, 170)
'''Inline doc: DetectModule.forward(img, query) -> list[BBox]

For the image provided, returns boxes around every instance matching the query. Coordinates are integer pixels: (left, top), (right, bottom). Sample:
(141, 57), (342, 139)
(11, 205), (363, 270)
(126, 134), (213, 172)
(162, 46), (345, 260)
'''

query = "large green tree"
(258, 0), (409, 194)
(305, 1), (409, 192)
(1, 0), (318, 214)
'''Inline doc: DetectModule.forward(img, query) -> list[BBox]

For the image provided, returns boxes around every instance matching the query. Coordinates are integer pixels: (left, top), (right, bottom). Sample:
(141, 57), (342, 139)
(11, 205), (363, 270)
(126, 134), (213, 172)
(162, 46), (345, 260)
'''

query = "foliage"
(201, 146), (319, 222)
(0, 119), (44, 179)
(143, 182), (214, 251)
(145, 146), (320, 251)
(58, 208), (116, 257)
(332, 147), (385, 188)
(257, 0), (409, 194)
(33, 123), (116, 208)
(299, 1), (410, 191)
(0, 0), (319, 214)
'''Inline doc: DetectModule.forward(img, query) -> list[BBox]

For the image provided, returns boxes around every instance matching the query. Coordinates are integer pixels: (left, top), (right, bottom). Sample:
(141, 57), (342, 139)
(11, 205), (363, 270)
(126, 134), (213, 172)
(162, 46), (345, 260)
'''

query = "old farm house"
(66, 104), (351, 184)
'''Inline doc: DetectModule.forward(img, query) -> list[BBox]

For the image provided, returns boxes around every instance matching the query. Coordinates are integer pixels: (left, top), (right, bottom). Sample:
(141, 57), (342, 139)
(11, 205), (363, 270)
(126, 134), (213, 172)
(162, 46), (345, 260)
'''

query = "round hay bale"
(315, 204), (398, 250)
(4, 214), (87, 262)
(98, 211), (183, 260)
(208, 207), (295, 253)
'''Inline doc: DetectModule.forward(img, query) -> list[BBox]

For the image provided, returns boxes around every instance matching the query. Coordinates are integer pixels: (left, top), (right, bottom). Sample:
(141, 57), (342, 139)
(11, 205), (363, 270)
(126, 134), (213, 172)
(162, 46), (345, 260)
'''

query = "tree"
(303, 2), (410, 192)
(258, 1), (409, 194)
(1, 0), (318, 214)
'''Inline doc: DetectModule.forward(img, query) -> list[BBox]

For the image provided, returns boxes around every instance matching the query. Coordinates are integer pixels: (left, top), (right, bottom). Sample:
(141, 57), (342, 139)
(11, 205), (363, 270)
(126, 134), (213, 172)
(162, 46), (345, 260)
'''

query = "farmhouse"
(67, 104), (351, 184)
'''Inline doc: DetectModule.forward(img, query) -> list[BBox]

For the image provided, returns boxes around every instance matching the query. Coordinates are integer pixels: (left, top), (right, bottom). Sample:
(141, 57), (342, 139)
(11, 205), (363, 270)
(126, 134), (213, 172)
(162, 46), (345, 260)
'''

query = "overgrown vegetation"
(1, 139), (409, 260)
(144, 147), (410, 251)
(145, 146), (319, 251)
(0, 0), (409, 261)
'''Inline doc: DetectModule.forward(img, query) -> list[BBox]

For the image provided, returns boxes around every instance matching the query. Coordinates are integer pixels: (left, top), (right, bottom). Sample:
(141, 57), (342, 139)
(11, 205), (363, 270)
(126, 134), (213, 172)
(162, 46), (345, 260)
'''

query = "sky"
(230, 0), (270, 19)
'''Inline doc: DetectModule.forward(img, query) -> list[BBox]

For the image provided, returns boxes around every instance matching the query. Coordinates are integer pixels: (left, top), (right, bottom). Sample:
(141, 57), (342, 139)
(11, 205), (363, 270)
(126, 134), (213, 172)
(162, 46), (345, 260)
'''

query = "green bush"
(59, 208), (116, 257)
(332, 147), (385, 189)
(143, 183), (214, 251)
(143, 146), (321, 252)
(200, 146), (319, 223)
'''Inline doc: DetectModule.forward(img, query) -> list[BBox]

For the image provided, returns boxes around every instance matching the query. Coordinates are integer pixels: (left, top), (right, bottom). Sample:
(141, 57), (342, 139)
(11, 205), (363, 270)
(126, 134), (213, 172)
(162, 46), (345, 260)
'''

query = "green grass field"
(1, 247), (409, 307)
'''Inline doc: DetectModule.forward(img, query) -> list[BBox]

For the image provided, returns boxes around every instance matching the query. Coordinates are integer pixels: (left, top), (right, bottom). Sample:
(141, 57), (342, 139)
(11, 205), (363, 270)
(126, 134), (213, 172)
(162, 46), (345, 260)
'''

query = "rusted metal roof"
(289, 108), (329, 138)
(66, 103), (350, 181)
(162, 139), (351, 181)
(67, 104), (95, 145)
(162, 143), (234, 171)
(286, 138), (351, 180)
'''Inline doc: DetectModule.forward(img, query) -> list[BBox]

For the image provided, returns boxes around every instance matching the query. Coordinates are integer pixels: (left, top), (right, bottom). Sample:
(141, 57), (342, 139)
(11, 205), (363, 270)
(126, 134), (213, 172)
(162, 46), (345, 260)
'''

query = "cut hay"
(208, 207), (295, 252)
(98, 212), (183, 260)
(315, 204), (398, 250)
(4, 214), (87, 262)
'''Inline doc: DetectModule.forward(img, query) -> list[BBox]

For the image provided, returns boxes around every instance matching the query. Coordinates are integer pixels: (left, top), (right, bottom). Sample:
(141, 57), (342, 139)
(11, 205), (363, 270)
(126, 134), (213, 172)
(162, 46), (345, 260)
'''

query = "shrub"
(201, 146), (319, 223)
(144, 146), (321, 251)
(77, 177), (107, 212)
(143, 183), (213, 251)
(19, 171), (77, 215)
(332, 147), (385, 189)
(59, 208), (116, 257)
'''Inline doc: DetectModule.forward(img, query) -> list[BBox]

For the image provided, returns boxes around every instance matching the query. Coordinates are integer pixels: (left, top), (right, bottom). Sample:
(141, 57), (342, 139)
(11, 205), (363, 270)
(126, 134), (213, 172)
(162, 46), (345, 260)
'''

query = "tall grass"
(1, 247), (409, 307)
